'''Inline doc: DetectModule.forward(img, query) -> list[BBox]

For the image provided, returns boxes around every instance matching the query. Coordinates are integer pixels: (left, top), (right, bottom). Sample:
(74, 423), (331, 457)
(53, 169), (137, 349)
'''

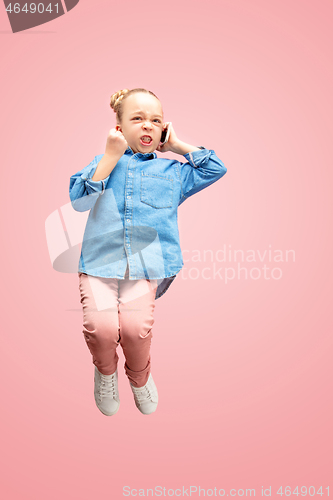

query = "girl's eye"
(153, 119), (161, 123)
(133, 117), (142, 120)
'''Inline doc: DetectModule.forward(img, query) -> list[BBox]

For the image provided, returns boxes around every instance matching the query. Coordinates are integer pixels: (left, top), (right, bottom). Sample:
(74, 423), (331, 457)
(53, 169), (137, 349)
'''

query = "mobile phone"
(160, 122), (171, 145)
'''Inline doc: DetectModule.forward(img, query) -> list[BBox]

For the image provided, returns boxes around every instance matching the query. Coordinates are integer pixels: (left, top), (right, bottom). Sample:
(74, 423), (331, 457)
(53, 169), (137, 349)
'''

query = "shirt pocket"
(140, 173), (173, 209)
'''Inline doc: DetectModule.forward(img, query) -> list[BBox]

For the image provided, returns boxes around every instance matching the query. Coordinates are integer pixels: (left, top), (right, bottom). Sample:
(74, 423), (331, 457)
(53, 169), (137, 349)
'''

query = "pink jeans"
(78, 268), (157, 388)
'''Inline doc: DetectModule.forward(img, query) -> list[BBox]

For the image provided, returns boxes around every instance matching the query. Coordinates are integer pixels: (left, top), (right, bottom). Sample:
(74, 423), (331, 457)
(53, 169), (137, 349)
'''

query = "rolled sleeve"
(69, 155), (110, 212)
(81, 173), (107, 195)
(184, 147), (211, 168)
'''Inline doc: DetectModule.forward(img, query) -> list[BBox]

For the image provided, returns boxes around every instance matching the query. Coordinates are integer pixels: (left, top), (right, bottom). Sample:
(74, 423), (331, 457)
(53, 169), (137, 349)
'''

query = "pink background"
(1, 0), (332, 498)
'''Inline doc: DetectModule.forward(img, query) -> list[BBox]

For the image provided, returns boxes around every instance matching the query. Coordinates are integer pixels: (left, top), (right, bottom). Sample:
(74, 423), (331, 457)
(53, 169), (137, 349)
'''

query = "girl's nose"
(143, 120), (152, 130)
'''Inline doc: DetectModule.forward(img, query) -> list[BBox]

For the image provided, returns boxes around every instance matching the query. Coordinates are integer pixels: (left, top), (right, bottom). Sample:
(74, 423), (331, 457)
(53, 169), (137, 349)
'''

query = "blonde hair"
(110, 88), (160, 123)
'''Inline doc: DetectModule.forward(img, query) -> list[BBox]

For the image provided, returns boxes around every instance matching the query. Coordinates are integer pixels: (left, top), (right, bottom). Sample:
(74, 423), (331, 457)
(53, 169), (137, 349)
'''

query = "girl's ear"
(116, 124), (122, 132)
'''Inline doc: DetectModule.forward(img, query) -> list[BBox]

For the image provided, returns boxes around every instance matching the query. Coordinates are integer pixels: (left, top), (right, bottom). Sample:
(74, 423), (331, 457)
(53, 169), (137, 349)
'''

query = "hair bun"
(109, 88), (160, 123)
(110, 89), (129, 111)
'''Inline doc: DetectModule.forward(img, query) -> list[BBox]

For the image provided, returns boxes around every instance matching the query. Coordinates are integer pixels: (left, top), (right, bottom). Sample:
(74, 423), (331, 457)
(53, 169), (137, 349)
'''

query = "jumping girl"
(69, 88), (227, 416)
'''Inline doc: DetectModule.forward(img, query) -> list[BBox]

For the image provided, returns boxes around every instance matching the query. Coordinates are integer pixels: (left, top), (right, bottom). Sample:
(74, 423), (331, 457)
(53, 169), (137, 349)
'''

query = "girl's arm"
(69, 155), (108, 212)
(176, 148), (227, 205)
(157, 123), (227, 204)
(91, 128), (128, 181)
(157, 123), (200, 155)
(69, 129), (128, 212)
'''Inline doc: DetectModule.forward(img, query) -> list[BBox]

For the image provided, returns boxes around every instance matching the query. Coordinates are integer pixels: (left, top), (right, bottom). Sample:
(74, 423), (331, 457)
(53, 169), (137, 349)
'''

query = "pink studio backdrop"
(1, 1), (332, 499)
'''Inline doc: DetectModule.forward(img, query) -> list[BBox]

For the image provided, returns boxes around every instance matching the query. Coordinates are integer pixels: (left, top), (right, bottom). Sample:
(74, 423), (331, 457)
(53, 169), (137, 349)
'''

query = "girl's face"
(116, 93), (164, 154)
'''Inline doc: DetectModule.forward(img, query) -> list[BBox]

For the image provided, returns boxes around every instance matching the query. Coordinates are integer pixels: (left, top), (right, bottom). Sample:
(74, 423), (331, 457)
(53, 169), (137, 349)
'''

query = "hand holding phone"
(160, 122), (172, 146)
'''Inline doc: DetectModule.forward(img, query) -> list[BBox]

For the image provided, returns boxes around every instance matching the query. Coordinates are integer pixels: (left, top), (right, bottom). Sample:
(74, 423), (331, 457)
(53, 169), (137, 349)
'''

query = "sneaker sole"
(95, 401), (120, 416)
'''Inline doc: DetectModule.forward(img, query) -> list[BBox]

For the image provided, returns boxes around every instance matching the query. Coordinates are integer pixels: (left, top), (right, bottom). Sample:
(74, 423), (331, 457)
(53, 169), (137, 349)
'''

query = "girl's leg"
(78, 272), (120, 375)
(118, 277), (157, 388)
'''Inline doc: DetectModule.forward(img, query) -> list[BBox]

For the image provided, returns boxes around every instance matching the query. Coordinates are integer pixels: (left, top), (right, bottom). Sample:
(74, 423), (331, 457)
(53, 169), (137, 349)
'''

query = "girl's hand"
(105, 128), (128, 158)
(157, 122), (201, 156)
(156, 122), (178, 153)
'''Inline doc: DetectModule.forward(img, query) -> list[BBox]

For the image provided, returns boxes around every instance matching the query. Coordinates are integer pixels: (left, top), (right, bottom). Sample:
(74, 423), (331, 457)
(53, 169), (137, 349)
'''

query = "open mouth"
(140, 135), (153, 146)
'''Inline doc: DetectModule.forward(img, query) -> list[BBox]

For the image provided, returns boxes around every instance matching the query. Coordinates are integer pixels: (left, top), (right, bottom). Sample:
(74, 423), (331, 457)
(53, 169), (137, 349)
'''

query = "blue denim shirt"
(69, 146), (227, 299)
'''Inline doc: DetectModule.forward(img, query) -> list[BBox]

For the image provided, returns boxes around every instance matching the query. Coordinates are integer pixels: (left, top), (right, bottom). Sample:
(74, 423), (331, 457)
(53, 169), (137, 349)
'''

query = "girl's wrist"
(103, 150), (125, 162)
(170, 140), (200, 156)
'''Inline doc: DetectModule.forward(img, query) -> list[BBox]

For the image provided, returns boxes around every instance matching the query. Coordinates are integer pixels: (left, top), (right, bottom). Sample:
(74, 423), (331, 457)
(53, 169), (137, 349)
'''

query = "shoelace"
(132, 385), (152, 404)
(99, 374), (117, 398)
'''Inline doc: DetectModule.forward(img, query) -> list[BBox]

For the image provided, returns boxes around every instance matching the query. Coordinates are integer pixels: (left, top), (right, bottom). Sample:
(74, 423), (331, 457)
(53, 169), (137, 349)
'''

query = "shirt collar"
(124, 146), (157, 160)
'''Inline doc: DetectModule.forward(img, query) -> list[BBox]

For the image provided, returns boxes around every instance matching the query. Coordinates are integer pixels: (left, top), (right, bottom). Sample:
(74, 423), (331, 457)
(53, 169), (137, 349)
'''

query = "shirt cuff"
(183, 147), (211, 168)
(80, 171), (107, 195)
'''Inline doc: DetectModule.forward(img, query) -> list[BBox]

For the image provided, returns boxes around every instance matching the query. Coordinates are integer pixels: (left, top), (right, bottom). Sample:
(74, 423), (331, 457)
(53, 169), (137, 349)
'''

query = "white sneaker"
(94, 367), (120, 416)
(130, 373), (158, 415)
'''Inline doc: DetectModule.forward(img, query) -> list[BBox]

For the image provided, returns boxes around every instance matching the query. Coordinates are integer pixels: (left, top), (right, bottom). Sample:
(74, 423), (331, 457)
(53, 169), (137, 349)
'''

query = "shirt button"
(126, 219), (130, 223)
